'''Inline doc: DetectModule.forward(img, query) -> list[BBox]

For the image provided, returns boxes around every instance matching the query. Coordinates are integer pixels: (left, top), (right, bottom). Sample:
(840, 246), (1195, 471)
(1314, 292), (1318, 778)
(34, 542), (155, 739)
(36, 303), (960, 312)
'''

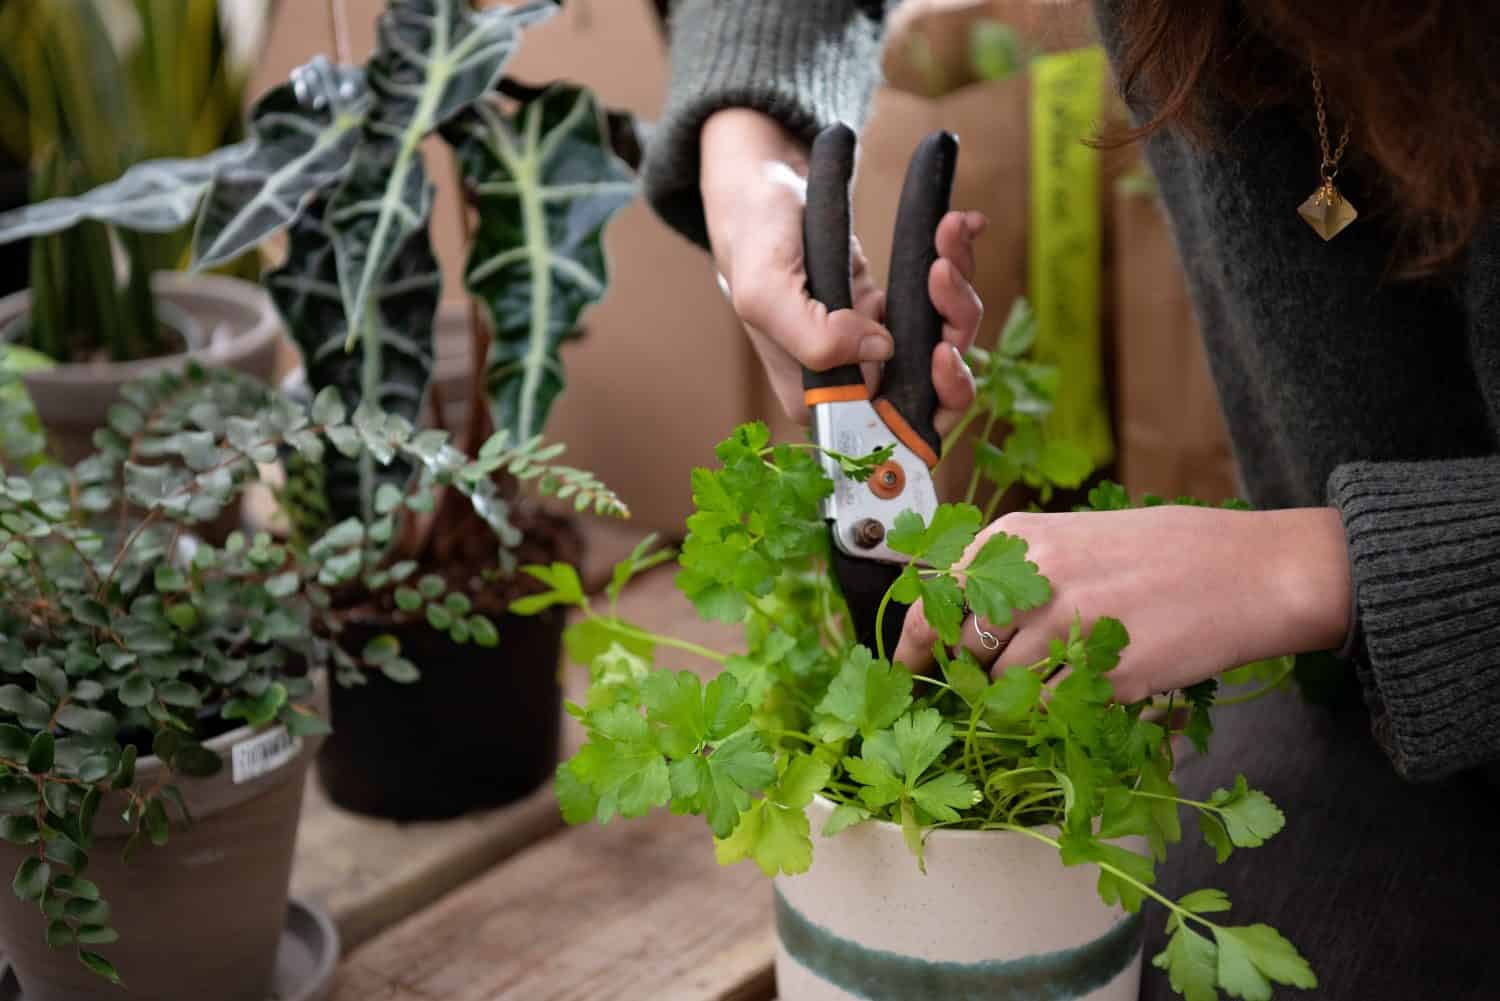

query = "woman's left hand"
(892, 505), (1355, 703)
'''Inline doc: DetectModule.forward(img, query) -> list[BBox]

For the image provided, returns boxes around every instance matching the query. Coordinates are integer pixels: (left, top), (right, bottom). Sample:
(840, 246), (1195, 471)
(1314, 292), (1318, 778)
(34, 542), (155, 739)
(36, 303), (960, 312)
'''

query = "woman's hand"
(893, 506), (1354, 702)
(700, 108), (985, 432)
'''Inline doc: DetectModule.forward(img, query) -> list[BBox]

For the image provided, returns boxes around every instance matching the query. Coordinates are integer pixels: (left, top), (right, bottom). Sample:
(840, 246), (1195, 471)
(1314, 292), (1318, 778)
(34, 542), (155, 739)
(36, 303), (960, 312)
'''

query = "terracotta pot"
(0, 674), (329, 1001)
(0, 273), (282, 464)
(316, 606), (567, 821)
(774, 796), (1143, 1001)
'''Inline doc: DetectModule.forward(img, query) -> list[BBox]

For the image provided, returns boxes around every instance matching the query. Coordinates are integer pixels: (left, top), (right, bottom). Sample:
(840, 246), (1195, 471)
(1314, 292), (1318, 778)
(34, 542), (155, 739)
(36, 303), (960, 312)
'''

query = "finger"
(934, 210), (985, 284)
(929, 257), (983, 353)
(731, 271), (894, 373)
(893, 600), (939, 671)
(932, 343), (975, 437)
(958, 613), (1017, 668)
(745, 326), (814, 424)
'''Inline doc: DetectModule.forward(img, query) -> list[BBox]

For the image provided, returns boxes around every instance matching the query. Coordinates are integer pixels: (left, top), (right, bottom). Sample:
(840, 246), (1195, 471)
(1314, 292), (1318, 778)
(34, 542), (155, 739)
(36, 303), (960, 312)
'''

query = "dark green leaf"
(0, 816), (39, 845)
(27, 732), (54, 773)
(79, 951), (122, 985)
(144, 799), (169, 847)
(193, 58), (371, 268)
(443, 82), (636, 439)
(12, 857), (48, 900)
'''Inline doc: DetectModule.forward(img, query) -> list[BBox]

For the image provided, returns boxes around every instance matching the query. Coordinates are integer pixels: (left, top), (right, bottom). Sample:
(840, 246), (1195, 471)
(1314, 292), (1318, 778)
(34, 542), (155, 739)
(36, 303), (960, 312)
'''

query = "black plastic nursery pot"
(316, 604), (568, 822)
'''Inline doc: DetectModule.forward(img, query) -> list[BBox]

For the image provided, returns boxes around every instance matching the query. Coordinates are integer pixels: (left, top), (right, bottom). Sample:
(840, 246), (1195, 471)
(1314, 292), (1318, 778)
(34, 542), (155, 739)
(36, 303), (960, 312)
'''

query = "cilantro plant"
(538, 302), (1316, 1000)
(0, 361), (616, 983)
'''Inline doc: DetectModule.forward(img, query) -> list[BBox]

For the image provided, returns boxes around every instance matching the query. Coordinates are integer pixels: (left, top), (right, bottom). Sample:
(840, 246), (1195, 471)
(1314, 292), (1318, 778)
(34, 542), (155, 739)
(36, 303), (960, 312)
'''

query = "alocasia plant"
(537, 302), (1317, 1001)
(0, 0), (635, 559)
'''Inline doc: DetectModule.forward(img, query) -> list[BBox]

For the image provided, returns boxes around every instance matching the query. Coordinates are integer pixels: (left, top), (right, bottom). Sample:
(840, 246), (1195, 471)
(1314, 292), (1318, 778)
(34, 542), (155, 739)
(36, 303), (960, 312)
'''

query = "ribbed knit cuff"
(1328, 457), (1500, 781)
(642, 0), (887, 248)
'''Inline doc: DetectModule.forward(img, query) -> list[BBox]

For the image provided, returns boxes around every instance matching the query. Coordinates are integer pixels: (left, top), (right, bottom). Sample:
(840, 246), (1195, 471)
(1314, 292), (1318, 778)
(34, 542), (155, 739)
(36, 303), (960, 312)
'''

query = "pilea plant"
(0, 0), (636, 610)
(0, 360), (617, 982)
(542, 303), (1316, 1001)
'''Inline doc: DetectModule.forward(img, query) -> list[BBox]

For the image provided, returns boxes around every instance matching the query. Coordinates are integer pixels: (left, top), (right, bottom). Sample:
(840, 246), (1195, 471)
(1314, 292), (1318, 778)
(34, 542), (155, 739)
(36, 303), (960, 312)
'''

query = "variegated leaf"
(0, 143), (250, 245)
(191, 57), (372, 270)
(267, 198), (440, 520)
(328, 0), (557, 348)
(443, 84), (636, 441)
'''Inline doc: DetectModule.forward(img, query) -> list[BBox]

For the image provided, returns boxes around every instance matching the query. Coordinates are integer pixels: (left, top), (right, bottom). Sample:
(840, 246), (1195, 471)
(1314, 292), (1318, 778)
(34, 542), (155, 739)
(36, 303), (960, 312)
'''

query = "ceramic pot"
(773, 796), (1143, 1001)
(316, 606), (567, 821)
(0, 273), (281, 463)
(0, 674), (329, 1001)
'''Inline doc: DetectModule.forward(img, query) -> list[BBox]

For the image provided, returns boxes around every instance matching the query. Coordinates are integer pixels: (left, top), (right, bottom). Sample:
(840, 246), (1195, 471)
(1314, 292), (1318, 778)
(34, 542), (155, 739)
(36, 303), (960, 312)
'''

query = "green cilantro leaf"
(773, 755), (832, 810)
(713, 756), (827, 876)
(1152, 924), (1220, 1001)
(962, 533), (1051, 628)
(822, 802), (871, 837)
(1209, 775), (1285, 849)
(554, 761), (599, 825)
(887, 504), (982, 569)
(982, 666), (1042, 726)
(512, 563), (585, 615)
(1214, 924), (1317, 1000)
(642, 671), (708, 758)
(1081, 617), (1129, 673)
(844, 754), (904, 809)
(813, 648), (913, 741)
(1182, 680), (1218, 755)
(892, 708), (954, 784)
(938, 647), (989, 708)
(911, 771), (979, 822)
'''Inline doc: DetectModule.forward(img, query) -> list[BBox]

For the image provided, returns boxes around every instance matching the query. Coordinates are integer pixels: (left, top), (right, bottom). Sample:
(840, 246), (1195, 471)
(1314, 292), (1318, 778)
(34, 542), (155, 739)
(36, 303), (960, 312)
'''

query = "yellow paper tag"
(1028, 47), (1113, 467)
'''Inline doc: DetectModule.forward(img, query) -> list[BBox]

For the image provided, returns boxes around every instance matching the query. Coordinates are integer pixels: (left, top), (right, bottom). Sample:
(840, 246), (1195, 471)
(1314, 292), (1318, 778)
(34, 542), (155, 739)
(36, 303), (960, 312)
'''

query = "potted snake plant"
(0, 0), (281, 463)
(0, 352), (563, 998)
(2, 0), (637, 820)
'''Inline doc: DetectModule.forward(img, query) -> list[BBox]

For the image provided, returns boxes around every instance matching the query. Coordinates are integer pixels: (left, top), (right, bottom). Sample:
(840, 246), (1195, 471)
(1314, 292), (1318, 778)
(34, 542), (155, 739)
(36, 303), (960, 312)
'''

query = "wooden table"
(290, 524), (779, 999)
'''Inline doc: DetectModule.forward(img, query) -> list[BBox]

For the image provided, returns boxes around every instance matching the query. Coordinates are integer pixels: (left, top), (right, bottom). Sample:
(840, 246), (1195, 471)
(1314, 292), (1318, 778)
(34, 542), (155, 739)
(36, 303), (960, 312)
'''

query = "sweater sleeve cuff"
(1328, 457), (1500, 781)
(642, 0), (887, 248)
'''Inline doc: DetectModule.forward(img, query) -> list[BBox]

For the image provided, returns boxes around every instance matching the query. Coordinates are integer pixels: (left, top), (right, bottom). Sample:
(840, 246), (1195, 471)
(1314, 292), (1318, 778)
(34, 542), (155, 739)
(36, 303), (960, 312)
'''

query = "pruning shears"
(801, 123), (959, 658)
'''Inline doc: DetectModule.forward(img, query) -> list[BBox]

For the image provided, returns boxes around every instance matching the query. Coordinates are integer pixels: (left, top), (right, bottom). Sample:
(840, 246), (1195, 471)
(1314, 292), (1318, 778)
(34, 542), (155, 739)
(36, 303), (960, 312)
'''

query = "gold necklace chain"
(1299, 65), (1358, 240)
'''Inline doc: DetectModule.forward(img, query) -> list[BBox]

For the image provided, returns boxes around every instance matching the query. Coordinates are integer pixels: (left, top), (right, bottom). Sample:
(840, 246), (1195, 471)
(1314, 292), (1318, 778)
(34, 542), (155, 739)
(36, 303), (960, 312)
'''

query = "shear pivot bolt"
(853, 518), (886, 549)
(868, 460), (906, 500)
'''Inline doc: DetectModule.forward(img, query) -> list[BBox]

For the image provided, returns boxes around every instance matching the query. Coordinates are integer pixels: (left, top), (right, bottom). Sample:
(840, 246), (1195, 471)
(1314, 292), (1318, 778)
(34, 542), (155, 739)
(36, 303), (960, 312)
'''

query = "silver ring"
(975, 619), (1001, 651)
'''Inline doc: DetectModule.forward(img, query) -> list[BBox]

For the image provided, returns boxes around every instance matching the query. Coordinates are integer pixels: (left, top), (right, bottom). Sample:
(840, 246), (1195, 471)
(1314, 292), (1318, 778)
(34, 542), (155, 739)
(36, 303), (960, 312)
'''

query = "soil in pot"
(0, 677), (330, 1001)
(316, 507), (581, 822)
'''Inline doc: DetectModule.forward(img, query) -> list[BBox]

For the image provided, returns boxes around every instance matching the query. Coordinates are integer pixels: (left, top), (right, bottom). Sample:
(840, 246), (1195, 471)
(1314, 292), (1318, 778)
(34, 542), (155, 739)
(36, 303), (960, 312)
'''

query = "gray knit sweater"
(641, 0), (1500, 783)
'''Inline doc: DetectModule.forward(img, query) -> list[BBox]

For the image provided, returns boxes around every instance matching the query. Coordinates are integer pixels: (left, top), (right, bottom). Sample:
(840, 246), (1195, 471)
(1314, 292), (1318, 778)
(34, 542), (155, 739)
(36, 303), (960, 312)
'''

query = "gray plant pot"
(0, 273), (282, 463)
(0, 674), (331, 1001)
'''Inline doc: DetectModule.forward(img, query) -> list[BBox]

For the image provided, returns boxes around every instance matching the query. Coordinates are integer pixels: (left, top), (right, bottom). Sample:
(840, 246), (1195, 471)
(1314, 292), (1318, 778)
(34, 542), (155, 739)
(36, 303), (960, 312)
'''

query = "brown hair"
(1113, 0), (1500, 271)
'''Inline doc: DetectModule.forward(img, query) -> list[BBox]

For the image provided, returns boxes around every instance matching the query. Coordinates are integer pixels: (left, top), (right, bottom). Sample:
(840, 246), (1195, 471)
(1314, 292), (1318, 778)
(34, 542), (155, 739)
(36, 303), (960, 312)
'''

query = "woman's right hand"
(699, 108), (986, 430)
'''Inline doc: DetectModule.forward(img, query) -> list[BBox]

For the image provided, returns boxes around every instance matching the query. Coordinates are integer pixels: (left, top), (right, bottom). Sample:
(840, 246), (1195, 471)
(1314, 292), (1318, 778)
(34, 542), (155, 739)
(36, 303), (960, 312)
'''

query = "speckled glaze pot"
(773, 796), (1143, 1001)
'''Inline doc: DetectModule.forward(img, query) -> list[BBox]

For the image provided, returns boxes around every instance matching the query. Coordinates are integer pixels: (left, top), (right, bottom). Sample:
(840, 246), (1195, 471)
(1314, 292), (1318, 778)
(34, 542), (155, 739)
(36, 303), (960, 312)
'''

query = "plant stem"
(584, 611), (727, 665)
(1212, 665), (1295, 706)
(987, 822), (1217, 934)
(962, 411), (1001, 506)
(874, 586), (895, 662)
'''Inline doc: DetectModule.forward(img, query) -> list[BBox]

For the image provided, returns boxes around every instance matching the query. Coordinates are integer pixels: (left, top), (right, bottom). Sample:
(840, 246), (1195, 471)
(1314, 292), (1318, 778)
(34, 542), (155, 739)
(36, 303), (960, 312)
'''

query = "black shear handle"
(801, 123), (959, 464)
(802, 124), (864, 395)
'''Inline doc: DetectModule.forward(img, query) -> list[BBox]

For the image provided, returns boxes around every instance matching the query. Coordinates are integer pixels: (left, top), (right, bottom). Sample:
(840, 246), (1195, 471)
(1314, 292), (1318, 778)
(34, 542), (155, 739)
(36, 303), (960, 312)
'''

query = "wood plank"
(292, 778), (566, 953)
(293, 566), (735, 953)
(329, 809), (777, 1001)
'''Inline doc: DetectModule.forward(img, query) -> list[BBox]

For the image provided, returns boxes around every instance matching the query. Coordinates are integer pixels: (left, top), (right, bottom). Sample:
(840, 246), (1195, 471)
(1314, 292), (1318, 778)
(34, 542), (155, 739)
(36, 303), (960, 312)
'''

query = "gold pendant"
(1298, 181), (1358, 241)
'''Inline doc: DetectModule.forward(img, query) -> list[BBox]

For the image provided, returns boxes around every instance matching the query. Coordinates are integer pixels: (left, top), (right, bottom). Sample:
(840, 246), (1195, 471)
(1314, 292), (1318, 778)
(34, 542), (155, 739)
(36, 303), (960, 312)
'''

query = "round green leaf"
(12, 857), (48, 900)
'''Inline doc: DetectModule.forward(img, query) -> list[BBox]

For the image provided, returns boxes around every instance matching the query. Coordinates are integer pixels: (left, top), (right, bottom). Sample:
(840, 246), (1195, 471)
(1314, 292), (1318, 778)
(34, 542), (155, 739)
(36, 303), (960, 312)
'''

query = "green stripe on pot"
(774, 888), (1142, 1001)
